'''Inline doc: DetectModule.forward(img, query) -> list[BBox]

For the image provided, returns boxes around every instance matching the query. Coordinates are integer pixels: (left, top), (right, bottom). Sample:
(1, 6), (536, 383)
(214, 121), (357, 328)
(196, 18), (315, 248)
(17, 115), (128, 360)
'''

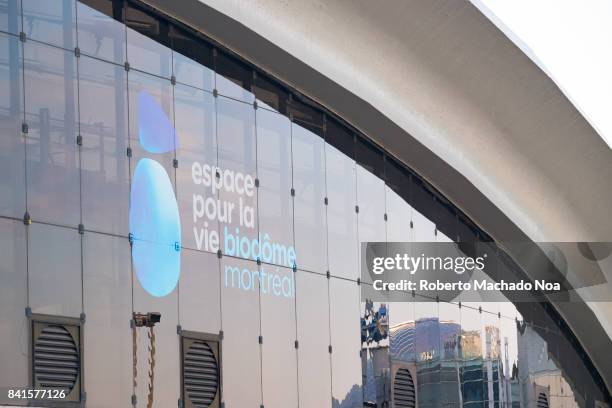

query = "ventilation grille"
(183, 339), (219, 407)
(33, 324), (79, 392)
(393, 368), (416, 408)
(537, 392), (549, 408)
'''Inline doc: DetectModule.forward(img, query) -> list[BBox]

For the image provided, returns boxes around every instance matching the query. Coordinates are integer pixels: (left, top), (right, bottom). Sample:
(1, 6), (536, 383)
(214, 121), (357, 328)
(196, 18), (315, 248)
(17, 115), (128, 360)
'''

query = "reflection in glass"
(179, 248), (220, 334)
(216, 97), (258, 260)
(0, 33), (24, 219)
(132, 236), (180, 407)
(439, 302), (462, 407)
(79, 54), (129, 236)
(326, 143), (358, 280)
(128, 69), (175, 172)
(0, 0), (21, 35)
(22, 0), (76, 49)
(330, 277), (363, 407)
(220, 257), (262, 407)
(295, 270), (332, 407)
(125, 9), (171, 77)
(357, 165), (386, 285)
(0, 219), (27, 399)
(385, 187), (412, 242)
(174, 84), (217, 252)
(24, 41), (79, 227)
(461, 304), (484, 407)
(414, 299), (441, 407)
(82, 232), (132, 406)
(260, 265), (298, 407)
(292, 123), (327, 273)
(76, 1), (125, 64)
(361, 299), (389, 406)
(28, 223), (81, 317)
(256, 108), (294, 267)
(172, 49), (214, 91)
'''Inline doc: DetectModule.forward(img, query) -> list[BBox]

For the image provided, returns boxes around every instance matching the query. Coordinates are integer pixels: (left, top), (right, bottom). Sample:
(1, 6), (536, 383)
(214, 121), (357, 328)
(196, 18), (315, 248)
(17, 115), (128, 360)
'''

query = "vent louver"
(537, 392), (549, 408)
(31, 319), (82, 403)
(393, 368), (416, 408)
(183, 338), (219, 408)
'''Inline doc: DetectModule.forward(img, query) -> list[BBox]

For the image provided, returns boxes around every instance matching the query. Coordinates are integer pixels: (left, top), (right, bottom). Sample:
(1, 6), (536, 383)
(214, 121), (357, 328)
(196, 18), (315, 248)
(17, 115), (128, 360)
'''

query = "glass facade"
(0, 1), (609, 407)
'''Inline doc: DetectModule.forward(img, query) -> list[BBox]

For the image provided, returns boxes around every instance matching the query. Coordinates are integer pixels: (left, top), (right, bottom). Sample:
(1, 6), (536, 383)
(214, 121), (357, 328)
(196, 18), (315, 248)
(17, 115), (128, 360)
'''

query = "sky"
(471, 0), (612, 150)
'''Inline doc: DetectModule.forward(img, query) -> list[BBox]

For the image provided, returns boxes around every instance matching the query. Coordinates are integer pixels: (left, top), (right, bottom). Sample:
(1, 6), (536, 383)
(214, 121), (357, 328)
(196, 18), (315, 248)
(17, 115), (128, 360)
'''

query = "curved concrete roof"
(146, 0), (612, 392)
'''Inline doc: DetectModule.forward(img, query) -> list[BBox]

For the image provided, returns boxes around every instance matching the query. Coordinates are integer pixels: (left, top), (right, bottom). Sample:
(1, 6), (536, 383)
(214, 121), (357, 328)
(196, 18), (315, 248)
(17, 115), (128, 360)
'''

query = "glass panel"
(439, 301), (462, 407)
(0, 32), (25, 219)
(292, 123), (327, 273)
(179, 248), (220, 334)
(132, 240), (180, 408)
(22, 0), (76, 49)
(326, 143), (358, 280)
(216, 96), (258, 261)
(256, 107), (294, 268)
(295, 270), (331, 407)
(29, 223), (81, 317)
(361, 298), (389, 406)
(389, 300), (415, 363)
(24, 41), (79, 227)
(214, 53), (254, 103)
(0, 219), (28, 400)
(128, 69), (175, 173)
(413, 207), (436, 242)
(461, 303), (484, 407)
(174, 84), (217, 252)
(125, 9), (172, 77)
(79, 54), (129, 236)
(481, 310), (501, 406)
(357, 164), (386, 285)
(220, 256), (262, 407)
(82, 231), (132, 407)
(260, 265), (298, 407)
(172, 49), (214, 91)
(414, 298), (440, 408)
(0, 0), (20, 36)
(128, 69), (180, 301)
(329, 277), (363, 407)
(385, 186), (412, 242)
(76, 1), (125, 64)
